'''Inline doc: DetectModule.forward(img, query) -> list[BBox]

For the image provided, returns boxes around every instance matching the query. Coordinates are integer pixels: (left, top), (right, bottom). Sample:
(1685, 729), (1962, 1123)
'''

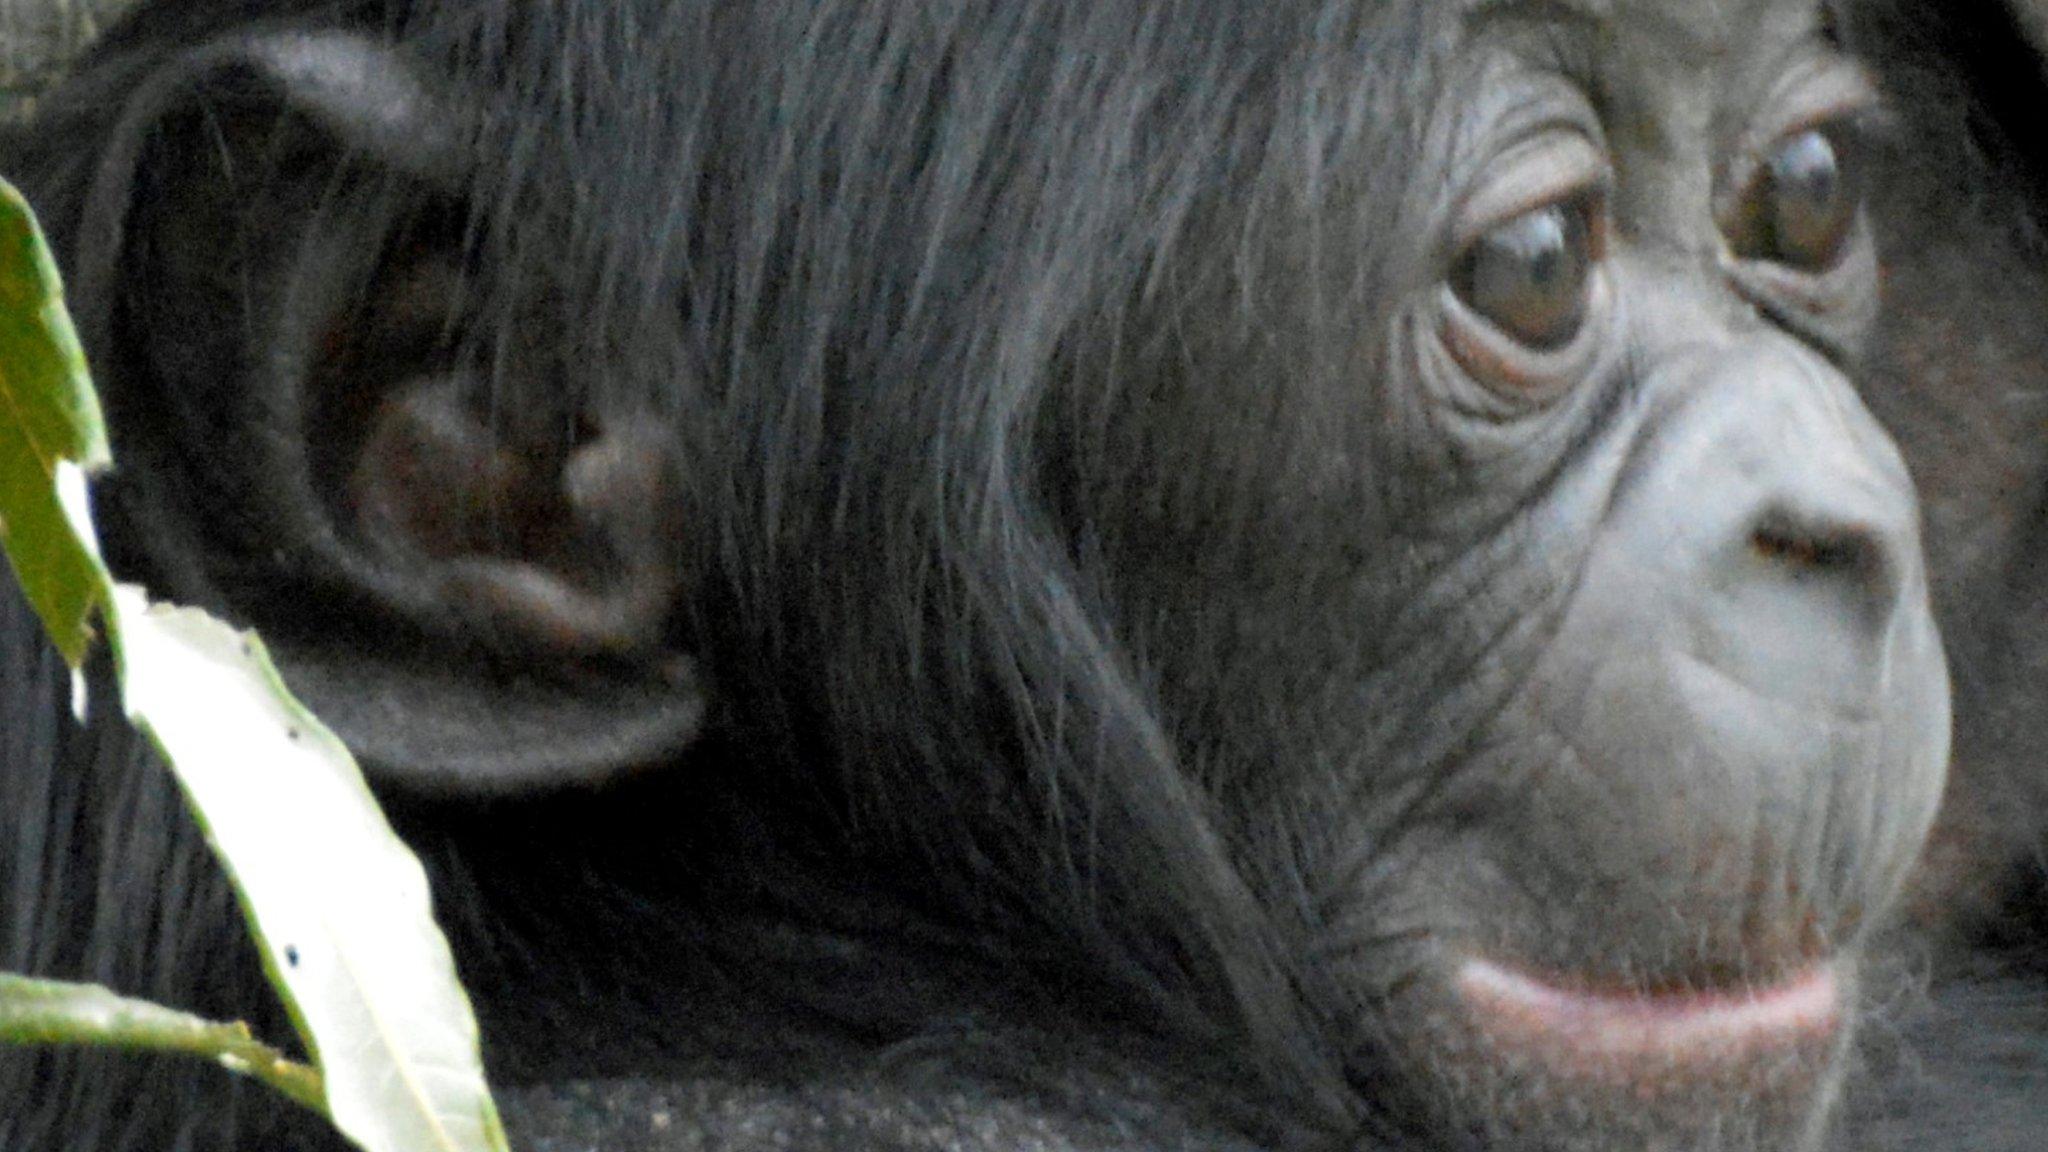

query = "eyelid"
(1723, 54), (1881, 202)
(1451, 131), (1610, 254)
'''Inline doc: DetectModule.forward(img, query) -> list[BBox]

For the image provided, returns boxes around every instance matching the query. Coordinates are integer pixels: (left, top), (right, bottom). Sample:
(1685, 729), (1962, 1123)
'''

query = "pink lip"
(1453, 956), (1842, 1067)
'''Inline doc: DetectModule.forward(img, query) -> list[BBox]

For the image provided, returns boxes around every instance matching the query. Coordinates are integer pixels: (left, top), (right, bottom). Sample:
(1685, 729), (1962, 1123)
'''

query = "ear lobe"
(73, 31), (707, 796)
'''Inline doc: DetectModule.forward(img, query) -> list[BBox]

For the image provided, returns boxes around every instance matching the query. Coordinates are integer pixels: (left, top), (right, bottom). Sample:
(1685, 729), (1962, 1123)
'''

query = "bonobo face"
(1084, 0), (1948, 1148)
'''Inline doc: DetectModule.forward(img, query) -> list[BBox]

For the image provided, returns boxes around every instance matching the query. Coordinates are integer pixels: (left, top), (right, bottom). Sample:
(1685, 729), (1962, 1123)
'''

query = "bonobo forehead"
(1467, 0), (1819, 40)
(1592, 0), (1832, 96)
(1465, 0), (1831, 103)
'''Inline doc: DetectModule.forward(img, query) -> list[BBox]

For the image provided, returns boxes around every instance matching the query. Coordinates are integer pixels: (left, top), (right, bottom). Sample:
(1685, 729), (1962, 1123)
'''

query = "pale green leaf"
(95, 575), (510, 1152)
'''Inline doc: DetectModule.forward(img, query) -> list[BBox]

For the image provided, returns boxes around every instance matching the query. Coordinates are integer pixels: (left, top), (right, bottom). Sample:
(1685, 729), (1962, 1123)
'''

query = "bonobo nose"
(1743, 448), (1909, 615)
(1654, 344), (1922, 707)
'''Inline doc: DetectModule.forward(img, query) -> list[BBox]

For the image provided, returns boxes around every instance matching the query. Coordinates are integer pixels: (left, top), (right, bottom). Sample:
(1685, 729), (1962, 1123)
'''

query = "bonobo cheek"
(1512, 336), (1951, 952)
(1377, 334), (1949, 1150)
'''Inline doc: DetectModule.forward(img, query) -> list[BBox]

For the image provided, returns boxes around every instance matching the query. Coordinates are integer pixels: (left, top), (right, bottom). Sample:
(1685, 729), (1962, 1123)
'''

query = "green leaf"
(0, 178), (109, 666)
(0, 176), (509, 1152)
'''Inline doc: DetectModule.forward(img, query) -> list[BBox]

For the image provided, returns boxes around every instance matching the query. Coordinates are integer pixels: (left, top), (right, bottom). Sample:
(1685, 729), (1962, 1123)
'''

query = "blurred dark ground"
(0, 0), (139, 121)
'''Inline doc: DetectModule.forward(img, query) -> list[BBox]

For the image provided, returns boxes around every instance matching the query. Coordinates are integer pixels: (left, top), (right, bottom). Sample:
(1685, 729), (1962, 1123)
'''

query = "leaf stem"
(0, 973), (328, 1115)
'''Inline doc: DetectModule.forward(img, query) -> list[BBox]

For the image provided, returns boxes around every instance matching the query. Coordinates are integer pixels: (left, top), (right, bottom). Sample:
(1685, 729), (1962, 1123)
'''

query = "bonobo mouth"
(1453, 955), (1844, 1075)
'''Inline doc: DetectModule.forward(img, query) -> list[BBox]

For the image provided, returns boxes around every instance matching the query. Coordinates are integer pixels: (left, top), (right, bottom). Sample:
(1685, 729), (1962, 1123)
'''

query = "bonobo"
(0, 0), (2041, 1150)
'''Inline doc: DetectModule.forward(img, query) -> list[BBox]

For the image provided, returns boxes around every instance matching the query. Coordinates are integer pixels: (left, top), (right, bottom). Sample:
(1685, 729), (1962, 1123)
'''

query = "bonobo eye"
(1728, 123), (1865, 271)
(1450, 196), (1597, 350)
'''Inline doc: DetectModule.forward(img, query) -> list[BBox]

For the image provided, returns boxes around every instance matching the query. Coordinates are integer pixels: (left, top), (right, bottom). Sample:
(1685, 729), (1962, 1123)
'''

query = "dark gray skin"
(1083, 3), (1947, 1147)
(0, 0), (2027, 1150)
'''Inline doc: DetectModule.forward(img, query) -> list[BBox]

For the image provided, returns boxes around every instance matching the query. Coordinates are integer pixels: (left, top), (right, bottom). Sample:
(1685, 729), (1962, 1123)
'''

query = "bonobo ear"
(72, 31), (705, 796)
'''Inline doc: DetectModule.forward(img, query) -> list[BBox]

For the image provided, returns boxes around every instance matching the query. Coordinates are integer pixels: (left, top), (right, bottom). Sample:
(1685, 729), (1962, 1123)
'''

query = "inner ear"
(316, 246), (689, 661)
(85, 32), (705, 796)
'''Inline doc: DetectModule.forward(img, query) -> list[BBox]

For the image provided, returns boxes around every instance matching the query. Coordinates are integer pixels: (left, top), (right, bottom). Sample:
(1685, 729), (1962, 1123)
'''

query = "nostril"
(1749, 523), (1870, 574)
(1745, 504), (1902, 614)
